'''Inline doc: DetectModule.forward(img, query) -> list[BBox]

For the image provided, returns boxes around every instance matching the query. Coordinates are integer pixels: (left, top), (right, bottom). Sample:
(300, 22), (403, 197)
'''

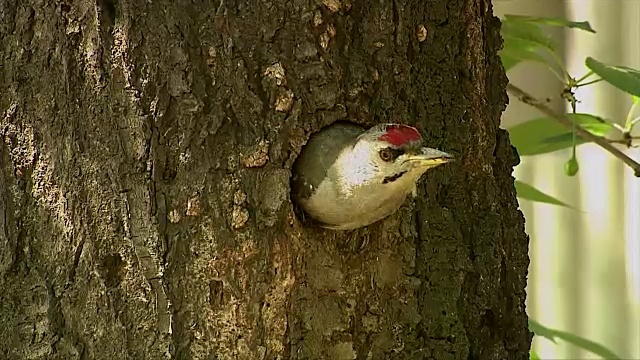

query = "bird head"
(337, 123), (453, 189)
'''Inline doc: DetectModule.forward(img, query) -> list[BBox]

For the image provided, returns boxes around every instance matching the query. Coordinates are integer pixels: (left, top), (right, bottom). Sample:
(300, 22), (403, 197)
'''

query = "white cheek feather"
(333, 143), (379, 197)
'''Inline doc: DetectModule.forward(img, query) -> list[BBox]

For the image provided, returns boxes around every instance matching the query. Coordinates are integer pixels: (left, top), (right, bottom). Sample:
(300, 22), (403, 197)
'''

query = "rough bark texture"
(0, 0), (532, 359)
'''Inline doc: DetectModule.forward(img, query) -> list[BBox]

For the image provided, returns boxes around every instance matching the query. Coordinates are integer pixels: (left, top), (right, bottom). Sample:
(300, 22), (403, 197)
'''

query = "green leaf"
(499, 15), (570, 71)
(515, 180), (572, 208)
(507, 113), (613, 156)
(586, 57), (640, 97)
(529, 320), (621, 359)
(529, 319), (558, 343)
(502, 17), (557, 52)
(530, 350), (541, 360)
(504, 15), (596, 33)
(626, 97), (640, 131)
(500, 37), (551, 71)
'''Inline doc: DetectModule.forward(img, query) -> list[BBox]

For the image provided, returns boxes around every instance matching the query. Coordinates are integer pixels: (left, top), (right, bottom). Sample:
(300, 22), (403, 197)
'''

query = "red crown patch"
(378, 124), (422, 146)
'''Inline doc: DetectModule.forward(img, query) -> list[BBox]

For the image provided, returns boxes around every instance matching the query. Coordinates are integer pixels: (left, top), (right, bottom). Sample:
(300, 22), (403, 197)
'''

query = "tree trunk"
(0, 0), (532, 359)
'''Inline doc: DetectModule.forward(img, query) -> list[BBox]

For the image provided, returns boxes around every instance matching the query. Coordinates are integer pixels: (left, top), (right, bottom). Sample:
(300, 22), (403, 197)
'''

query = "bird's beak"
(405, 147), (454, 166)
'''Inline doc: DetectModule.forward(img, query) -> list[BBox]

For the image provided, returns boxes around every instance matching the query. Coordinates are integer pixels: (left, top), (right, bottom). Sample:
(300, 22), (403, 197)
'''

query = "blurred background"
(494, 0), (640, 359)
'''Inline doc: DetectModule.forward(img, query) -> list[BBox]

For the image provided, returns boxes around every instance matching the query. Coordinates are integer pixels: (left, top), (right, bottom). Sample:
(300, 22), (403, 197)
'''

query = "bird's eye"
(379, 148), (392, 162)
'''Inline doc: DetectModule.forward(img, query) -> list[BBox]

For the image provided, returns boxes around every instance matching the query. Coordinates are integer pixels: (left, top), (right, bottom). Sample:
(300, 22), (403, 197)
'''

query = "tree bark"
(0, 0), (532, 359)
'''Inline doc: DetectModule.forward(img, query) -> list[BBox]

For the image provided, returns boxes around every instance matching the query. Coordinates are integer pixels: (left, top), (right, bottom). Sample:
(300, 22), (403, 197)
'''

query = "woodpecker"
(291, 122), (453, 230)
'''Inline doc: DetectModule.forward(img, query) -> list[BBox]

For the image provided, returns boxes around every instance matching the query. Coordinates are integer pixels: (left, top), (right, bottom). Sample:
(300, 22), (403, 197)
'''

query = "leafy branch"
(507, 83), (640, 176)
(499, 14), (640, 206)
(500, 15), (635, 359)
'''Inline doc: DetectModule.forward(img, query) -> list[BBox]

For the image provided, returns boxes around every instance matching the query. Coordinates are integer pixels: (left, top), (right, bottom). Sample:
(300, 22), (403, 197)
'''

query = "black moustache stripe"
(382, 170), (407, 184)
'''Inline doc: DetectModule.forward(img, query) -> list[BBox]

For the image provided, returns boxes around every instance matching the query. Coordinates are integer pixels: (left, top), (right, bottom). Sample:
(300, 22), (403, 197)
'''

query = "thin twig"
(574, 78), (603, 88)
(507, 83), (640, 177)
(608, 138), (639, 147)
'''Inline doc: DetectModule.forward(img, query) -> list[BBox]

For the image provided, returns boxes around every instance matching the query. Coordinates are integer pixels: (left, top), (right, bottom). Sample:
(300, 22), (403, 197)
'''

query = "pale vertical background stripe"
(494, 0), (640, 359)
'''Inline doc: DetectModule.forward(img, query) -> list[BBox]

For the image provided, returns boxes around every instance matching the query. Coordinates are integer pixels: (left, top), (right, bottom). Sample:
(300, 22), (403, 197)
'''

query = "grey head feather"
(291, 122), (365, 201)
